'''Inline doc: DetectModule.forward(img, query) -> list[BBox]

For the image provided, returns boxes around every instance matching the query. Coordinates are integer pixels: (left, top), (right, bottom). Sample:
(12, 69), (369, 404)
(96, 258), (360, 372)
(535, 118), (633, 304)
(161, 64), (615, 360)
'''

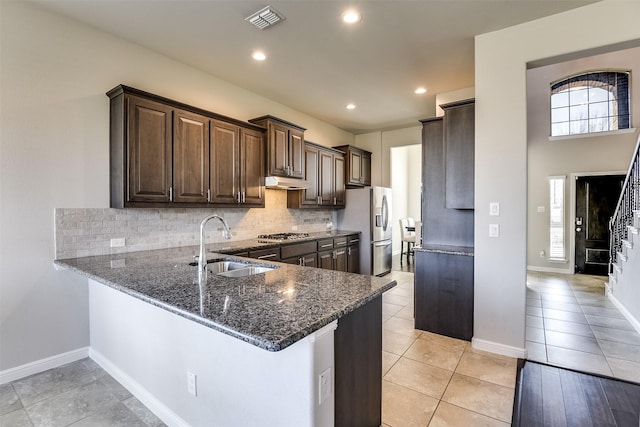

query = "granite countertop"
(209, 230), (360, 254)
(415, 244), (474, 256)
(55, 232), (395, 352)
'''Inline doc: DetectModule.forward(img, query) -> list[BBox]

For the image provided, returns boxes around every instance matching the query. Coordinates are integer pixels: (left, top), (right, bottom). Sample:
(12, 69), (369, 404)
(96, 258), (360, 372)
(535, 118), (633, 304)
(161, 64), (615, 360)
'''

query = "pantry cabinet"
(249, 115), (305, 179)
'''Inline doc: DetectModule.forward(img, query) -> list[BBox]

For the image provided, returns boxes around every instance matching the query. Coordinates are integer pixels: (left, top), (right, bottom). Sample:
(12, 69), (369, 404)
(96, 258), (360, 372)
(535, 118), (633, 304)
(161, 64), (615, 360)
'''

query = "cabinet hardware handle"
(258, 253), (278, 259)
(242, 192), (246, 203)
(348, 247), (351, 255)
(169, 187), (173, 202)
(237, 192), (241, 203)
(333, 197), (337, 205)
(207, 189), (211, 203)
(332, 251), (336, 260)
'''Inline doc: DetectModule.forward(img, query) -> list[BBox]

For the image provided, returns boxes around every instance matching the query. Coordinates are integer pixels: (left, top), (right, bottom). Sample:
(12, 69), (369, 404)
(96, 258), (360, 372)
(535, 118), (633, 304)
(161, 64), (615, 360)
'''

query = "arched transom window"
(550, 71), (630, 137)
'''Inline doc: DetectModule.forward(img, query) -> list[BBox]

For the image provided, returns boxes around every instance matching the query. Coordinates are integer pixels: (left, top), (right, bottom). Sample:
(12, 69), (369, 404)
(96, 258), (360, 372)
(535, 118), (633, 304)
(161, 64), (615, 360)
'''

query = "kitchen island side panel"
(88, 279), (334, 427)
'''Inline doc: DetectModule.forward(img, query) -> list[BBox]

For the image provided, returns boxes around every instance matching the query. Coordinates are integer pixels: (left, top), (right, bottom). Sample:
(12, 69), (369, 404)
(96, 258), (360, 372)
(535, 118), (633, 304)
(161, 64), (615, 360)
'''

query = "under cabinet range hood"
(264, 176), (310, 190)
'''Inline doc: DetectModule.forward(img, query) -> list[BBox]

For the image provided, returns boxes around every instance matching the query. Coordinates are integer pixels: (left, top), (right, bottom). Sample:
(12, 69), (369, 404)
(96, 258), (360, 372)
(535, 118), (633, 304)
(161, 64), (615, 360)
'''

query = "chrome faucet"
(198, 214), (232, 283)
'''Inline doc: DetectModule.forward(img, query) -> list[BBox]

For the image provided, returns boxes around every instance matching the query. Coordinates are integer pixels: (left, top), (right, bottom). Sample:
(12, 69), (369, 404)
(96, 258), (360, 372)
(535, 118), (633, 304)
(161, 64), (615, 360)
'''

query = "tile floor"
(381, 270), (516, 427)
(526, 271), (640, 383)
(0, 358), (165, 427)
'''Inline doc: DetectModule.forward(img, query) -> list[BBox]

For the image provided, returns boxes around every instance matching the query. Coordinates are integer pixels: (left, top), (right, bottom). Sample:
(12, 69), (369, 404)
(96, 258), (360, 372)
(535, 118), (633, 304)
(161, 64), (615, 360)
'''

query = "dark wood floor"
(392, 252), (414, 273)
(513, 360), (640, 427)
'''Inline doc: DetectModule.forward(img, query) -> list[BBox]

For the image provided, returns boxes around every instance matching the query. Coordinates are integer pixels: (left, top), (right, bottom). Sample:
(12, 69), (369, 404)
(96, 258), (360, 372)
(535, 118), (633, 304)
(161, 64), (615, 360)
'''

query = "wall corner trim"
(0, 347), (89, 385)
(471, 338), (527, 359)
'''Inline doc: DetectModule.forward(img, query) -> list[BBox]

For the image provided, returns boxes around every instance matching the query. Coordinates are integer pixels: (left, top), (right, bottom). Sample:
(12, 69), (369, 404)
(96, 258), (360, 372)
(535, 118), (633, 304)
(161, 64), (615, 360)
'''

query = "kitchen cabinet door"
(126, 95), (173, 204)
(318, 149), (334, 206)
(240, 128), (265, 206)
(442, 99), (474, 209)
(347, 243), (360, 274)
(249, 116), (306, 179)
(173, 109), (209, 203)
(333, 153), (346, 207)
(210, 121), (240, 205)
(414, 250), (474, 341)
(334, 247), (348, 272)
(318, 250), (334, 270)
(333, 145), (372, 188)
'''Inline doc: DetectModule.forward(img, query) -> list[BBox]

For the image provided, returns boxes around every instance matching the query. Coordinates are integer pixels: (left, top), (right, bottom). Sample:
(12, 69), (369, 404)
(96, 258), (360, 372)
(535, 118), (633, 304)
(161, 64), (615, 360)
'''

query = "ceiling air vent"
(245, 6), (284, 30)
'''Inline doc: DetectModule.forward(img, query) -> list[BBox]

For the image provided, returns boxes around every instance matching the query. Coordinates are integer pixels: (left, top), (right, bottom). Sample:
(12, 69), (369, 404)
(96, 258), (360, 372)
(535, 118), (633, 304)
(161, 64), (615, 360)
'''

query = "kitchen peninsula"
(55, 234), (395, 427)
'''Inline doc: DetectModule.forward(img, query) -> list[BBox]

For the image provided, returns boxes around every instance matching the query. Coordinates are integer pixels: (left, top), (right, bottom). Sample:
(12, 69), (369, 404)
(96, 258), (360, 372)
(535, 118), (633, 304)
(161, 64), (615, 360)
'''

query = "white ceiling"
(33, 0), (598, 133)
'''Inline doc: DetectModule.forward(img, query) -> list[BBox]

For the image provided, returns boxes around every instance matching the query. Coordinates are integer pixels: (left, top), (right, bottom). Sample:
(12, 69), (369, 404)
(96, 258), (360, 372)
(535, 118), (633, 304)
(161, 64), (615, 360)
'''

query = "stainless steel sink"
(191, 259), (278, 278)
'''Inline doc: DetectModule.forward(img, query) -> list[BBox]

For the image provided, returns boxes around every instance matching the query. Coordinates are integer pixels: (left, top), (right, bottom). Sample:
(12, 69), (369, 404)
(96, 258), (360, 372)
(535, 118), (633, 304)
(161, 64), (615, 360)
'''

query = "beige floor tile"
(384, 357), (453, 399)
(383, 330), (417, 355)
(382, 380), (439, 427)
(428, 401), (510, 427)
(455, 351), (517, 388)
(382, 351), (401, 376)
(404, 336), (465, 371)
(384, 316), (422, 339)
(419, 331), (468, 351)
(441, 374), (514, 423)
(383, 302), (404, 318)
(383, 294), (413, 307)
(395, 306), (415, 321)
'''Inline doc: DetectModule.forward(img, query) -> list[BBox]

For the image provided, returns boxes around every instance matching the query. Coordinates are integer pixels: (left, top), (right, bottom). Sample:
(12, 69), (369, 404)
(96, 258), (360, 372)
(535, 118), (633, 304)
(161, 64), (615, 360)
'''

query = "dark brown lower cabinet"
(335, 295), (382, 427)
(414, 249), (474, 341)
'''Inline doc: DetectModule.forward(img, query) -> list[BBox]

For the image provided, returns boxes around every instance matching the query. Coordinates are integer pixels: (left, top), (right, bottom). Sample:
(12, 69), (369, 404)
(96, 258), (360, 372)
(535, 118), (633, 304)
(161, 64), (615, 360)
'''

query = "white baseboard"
(527, 265), (573, 274)
(0, 347), (89, 385)
(89, 349), (189, 427)
(607, 293), (640, 335)
(472, 338), (527, 359)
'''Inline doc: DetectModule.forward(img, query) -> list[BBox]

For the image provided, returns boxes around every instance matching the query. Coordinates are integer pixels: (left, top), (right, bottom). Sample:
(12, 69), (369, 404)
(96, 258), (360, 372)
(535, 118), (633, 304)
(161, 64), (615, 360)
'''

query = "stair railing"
(609, 133), (640, 273)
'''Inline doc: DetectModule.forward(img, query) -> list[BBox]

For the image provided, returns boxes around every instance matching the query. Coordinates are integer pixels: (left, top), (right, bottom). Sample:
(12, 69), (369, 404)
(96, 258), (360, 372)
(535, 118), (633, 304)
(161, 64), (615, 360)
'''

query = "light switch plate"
(489, 202), (500, 216)
(489, 224), (500, 238)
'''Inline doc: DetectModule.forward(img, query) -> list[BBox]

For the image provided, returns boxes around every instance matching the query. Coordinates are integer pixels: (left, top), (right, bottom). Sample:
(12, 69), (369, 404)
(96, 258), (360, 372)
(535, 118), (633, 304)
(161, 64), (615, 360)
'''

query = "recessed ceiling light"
(252, 51), (267, 61)
(342, 10), (361, 24)
(346, 103), (356, 110)
(415, 87), (427, 94)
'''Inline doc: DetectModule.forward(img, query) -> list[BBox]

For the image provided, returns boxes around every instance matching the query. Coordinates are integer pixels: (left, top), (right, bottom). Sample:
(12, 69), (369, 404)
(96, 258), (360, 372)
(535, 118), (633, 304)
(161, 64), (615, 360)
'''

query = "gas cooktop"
(257, 232), (310, 242)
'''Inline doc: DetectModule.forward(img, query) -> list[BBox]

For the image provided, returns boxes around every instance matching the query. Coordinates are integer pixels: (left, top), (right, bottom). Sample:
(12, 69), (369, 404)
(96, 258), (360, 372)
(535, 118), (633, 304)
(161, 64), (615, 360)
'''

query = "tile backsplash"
(55, 190), (336, 259)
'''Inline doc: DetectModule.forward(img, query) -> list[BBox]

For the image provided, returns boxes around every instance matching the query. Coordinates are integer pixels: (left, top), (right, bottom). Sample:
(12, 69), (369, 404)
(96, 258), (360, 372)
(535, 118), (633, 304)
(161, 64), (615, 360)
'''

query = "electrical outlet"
(187, 371), (197, 396)
(489, 224), (500, 238)
(318, 368), (331, 405)
(110, 238), (125, 248)
(292, 225), (298, 231)
(489, 202), (500, 216)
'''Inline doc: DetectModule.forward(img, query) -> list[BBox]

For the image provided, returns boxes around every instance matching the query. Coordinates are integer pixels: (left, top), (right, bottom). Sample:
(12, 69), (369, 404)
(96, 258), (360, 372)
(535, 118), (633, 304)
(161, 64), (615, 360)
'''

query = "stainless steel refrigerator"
(337, 186), (392, 276)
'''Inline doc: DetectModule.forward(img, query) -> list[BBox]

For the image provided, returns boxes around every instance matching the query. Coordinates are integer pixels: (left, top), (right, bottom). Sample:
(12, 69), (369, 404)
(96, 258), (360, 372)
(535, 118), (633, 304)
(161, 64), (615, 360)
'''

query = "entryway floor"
(526, 271), (640, 383)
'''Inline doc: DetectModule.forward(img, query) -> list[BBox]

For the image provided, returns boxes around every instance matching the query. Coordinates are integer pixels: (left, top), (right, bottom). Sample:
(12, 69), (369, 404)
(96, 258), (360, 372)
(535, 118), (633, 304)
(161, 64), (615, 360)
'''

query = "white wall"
(474, 0), (640, 356)
(0, 1), (353, 372)
(390, 145), (421, 255)
(527, 47), (640, 273)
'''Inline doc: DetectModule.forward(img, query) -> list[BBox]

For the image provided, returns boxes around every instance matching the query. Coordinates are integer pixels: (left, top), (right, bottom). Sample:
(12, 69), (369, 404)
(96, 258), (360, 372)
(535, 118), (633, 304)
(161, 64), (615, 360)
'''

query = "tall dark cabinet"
(415, 99), (475, 341)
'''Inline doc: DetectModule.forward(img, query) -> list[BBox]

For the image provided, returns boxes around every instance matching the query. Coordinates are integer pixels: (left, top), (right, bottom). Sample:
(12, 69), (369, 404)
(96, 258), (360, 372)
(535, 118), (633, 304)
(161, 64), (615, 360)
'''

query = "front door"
(575, 175), (624, 275)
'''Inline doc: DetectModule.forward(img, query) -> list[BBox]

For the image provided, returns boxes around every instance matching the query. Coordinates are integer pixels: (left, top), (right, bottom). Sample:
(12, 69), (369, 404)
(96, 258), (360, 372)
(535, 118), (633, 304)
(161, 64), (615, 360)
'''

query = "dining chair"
(399, 218), (416, 265)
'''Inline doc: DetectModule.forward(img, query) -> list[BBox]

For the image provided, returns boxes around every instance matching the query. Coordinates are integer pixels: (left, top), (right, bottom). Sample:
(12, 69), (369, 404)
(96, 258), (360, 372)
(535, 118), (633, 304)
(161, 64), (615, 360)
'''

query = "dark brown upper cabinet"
(107, 85), (266, 208)
(173, 109), (210, 203)
(210, 121), (265, 207)
(287, 142), (345, 209)
(333, 145), (372, 188)
(120, 95), (173, 205)
(442, 99), (475, 209)
(249, 115), (305, 179)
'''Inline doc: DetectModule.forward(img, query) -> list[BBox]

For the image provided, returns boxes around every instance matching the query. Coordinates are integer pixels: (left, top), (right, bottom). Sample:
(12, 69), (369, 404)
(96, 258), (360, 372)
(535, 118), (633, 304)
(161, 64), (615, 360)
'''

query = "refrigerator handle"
(381, 195), (389, 231)
(374, 241), (391, 247)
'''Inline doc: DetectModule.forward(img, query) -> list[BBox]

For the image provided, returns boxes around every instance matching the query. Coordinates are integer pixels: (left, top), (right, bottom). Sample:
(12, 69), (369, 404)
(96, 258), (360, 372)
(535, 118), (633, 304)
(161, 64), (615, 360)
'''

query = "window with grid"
(550, 71), (630, 137)
(549, 176), (565, 261)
